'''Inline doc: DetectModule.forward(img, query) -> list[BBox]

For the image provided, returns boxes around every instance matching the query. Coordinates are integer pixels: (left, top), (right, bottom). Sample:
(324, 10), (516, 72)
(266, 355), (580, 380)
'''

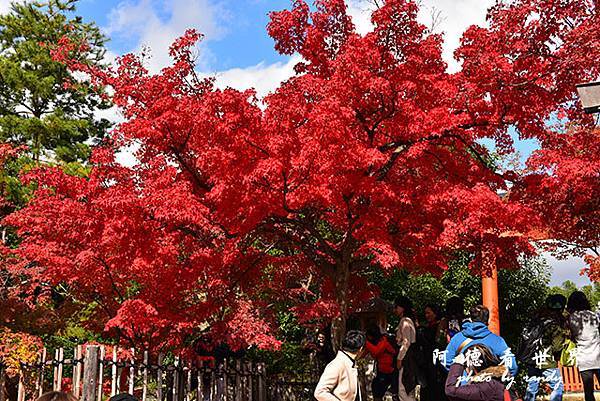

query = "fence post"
(235, 360), (241, 401)
(257, 363), (266, 401)
(196, 362), (202, 401)
(38, 348), (47, 398)
(111, 347), (118, 397)
(142, 350), (149, 401)
(53, 349), (59, 390)
(185, 362), (192, 401)
(73, 345), (83, 398)
(57, 348), (64, 391)
(129, 348), (135, 395)
(173, 356), (179, 401)
(245, 361), (253, 401)
(157, 353), (164, 401)
(82, 345), (100, 401)
(0, 367), (5, 401)
(17, 375), (25, 401)
(222, 360), (228, 401)
(98, 347), (105, 401)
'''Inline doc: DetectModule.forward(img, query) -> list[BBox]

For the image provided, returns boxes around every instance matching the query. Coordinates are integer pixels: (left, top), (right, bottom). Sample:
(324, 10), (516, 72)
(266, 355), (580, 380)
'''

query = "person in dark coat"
(419, 304), (447, 401)
(445, 343), (508, 401)
(441, 297), (466, 343)
(303, 329), (336, 373)
(314, 330), (336, 367)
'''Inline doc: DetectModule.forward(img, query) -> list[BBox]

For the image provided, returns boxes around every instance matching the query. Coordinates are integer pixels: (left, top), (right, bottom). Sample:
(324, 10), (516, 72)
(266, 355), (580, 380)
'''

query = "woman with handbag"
(445, 343), (516, 401)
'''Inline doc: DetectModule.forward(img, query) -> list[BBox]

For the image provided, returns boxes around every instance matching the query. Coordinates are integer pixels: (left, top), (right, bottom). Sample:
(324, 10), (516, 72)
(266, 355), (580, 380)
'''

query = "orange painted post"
(482, 263), (500, 335)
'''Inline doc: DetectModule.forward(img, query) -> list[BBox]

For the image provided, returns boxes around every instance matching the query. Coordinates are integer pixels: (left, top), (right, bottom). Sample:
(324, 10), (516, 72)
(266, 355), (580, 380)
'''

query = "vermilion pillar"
(482, 264), (500, 335)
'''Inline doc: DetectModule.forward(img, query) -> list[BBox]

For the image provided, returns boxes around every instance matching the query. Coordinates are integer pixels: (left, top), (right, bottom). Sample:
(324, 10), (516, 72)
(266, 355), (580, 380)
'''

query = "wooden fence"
(1, 345), (269, 401)
(561, 364), (600, 392)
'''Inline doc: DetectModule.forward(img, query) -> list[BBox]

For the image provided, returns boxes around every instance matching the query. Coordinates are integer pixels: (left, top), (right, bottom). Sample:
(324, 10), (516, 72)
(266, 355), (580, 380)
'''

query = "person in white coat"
(394, 296), (417, 401)
(314, 330), (366, 401)
(567, 291), (600, 401)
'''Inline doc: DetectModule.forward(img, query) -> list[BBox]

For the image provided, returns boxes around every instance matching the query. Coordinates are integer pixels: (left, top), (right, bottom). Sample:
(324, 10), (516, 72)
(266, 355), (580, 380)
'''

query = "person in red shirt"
(366, 325), (400, 401)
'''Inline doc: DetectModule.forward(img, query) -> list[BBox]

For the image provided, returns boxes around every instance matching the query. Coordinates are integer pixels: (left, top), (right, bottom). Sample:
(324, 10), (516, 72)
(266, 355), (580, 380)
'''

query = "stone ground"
(380, 392), (599, 400)
(561, 394), (600, 400)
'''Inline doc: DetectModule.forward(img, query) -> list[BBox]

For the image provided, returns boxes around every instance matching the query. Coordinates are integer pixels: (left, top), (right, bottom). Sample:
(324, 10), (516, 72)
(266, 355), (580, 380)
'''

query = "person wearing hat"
(522, 294), (568, 401)
(108, 394), (139, 401)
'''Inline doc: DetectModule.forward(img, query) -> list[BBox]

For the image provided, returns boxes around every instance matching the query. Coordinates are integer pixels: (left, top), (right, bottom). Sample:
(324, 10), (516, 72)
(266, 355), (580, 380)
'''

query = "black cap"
(546, 294), (567, 311)
(109, 394), (139, 401)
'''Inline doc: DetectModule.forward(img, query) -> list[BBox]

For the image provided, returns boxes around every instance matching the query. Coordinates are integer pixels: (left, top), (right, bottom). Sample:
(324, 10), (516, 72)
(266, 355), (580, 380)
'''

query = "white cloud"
(212, 55), (301, 99)
(346, 0), (377, 36)
(417, 0), (493, 72)
(106, 0), (227, 74)
(0, 0), (10, 15)
(115, 141), (140, 167)
(0, 0), (29, 15)
(96, 105), (124, 124)
(103, 49), (119, 66)
(545, 253), (592, 287)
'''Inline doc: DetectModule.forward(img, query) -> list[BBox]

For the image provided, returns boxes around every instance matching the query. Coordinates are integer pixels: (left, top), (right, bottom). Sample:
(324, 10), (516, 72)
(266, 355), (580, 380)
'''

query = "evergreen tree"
(0, 0), (110, 164)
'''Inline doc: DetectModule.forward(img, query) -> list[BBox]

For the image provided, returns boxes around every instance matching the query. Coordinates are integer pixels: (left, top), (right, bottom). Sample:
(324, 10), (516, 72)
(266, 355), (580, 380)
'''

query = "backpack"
(516, 317), (554, 366)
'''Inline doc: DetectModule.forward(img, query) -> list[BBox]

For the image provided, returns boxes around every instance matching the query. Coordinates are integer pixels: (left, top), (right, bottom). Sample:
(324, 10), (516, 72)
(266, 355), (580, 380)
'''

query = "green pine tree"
(0, 1), (112, 345)
(0, 0), (111, 165)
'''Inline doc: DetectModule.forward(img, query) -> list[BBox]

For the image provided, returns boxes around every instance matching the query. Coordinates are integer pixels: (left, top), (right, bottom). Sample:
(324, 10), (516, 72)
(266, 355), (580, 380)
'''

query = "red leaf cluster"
(3, 0), (599, 350)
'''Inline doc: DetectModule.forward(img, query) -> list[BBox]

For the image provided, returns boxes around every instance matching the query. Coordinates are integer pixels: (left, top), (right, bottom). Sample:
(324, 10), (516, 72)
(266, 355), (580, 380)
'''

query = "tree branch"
(93, 256), (124, 302)
(165, 126), (212, 191)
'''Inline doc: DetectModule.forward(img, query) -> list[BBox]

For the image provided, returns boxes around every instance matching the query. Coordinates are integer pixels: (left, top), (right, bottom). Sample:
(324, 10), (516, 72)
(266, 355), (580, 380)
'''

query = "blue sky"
(0, 0), (590, 287)
(77, 0), (291, 72)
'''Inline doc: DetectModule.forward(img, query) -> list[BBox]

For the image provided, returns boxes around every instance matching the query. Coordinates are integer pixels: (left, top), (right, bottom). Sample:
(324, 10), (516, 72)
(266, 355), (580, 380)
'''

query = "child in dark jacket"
(445, 343), (508, 401)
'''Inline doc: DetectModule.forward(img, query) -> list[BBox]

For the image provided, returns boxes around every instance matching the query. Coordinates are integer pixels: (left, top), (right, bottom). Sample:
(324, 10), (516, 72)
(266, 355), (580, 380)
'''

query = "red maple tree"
(3, 0), (599, 350)
(515, 125), (600, 282)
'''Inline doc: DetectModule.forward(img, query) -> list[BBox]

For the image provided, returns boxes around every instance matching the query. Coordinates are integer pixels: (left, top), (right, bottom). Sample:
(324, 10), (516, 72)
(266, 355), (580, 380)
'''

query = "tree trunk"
(330, 262), (350, 352)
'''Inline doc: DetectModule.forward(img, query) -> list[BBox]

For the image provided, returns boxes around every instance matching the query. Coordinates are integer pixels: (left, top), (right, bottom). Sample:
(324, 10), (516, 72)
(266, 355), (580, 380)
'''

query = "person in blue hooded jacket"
(443, 305), (518, 378)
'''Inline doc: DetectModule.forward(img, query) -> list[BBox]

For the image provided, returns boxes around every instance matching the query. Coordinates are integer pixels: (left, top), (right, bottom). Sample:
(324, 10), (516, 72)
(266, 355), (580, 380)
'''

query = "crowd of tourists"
(27, 291), (600, 401)
(314, 291), (600, 401)
(35, 392), (137, 401)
